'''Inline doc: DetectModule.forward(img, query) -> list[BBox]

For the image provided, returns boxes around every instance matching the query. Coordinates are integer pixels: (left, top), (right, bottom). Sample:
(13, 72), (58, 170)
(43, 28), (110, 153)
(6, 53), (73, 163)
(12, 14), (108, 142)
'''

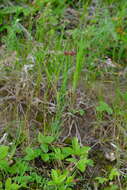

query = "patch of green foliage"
(0, 137), (93, 190)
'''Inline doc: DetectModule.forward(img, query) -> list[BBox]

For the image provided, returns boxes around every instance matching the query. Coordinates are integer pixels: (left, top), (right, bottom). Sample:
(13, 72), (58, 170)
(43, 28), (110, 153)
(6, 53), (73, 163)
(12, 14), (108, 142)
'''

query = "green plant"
(38, 133), (55, 152)
(72, 37), (85, 91)
(14, 172), (46, 189)
(24, 133), (55, 162)
(0, 1), (34, 50)
(23, 135), (93, 188)
(24, 147), (41, 161)
(95, 168), (120, 190)
(71, 109), (85, 116)
(96, 101), (113, 115)
(0, 145), (9, 173)
(66, 137), (93, 172)
(0, 145), (44, 189)
(0, 178), (21, 190)
(48, 169), (74, 190)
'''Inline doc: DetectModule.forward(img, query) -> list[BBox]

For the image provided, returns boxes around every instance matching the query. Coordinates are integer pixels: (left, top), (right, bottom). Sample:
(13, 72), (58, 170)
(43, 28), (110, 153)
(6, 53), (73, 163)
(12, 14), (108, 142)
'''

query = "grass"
(1, 0), (127, 189)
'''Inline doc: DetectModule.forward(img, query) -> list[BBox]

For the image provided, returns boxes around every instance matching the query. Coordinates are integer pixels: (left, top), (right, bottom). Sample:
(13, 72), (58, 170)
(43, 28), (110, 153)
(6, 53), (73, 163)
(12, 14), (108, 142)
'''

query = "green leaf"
(66, 158), (77, 163)
(5, 178), (12, 190)
(71, 137), (90, 156)
(51, 169), (58, 182)
(57, 175), (67, 184)
(22, 7), (34, 16)
(79, 109), (85, 116)
(96, 101), (113, 114)
(62, 147), (73, 157)
(10, 184), (20, 190)
(31, 172), (42, 184)
(96, 177), (108, 184)
(40, 144), (49, 153)
(71, 137), (80, 155)
(80, 146), (91, 156)
(53, 148), (65, 160)
(0, 160), (9, 171)
(71, 109), (85, 116)
(0, 146), (9, 160)
(109, 168), (119, 181)
(41, 153), (50, 162)
(5, 178), (20, 190)
(59, 186), (68, 190)
(0, 181), (3, 189)
(14, 175), (31, 187)
(25, 147), (41, 160)
(1, 6), (23, 15)
(66, 176), (74, 184)
(77, 159), (87, 172)
(103, 185), (118, 190)
(50, 169), (68, 185)
(122, 92), (127, 102)
(38, 133), (55, 144)
(48, 181), (55, 186)
(77, 158), (93, 172)
(9, 161), (30, 175)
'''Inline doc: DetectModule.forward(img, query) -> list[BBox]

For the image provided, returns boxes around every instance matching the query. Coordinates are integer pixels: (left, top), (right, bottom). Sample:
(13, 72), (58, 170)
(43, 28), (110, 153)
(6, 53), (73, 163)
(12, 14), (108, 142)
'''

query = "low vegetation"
(0, 0), (127, 189)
